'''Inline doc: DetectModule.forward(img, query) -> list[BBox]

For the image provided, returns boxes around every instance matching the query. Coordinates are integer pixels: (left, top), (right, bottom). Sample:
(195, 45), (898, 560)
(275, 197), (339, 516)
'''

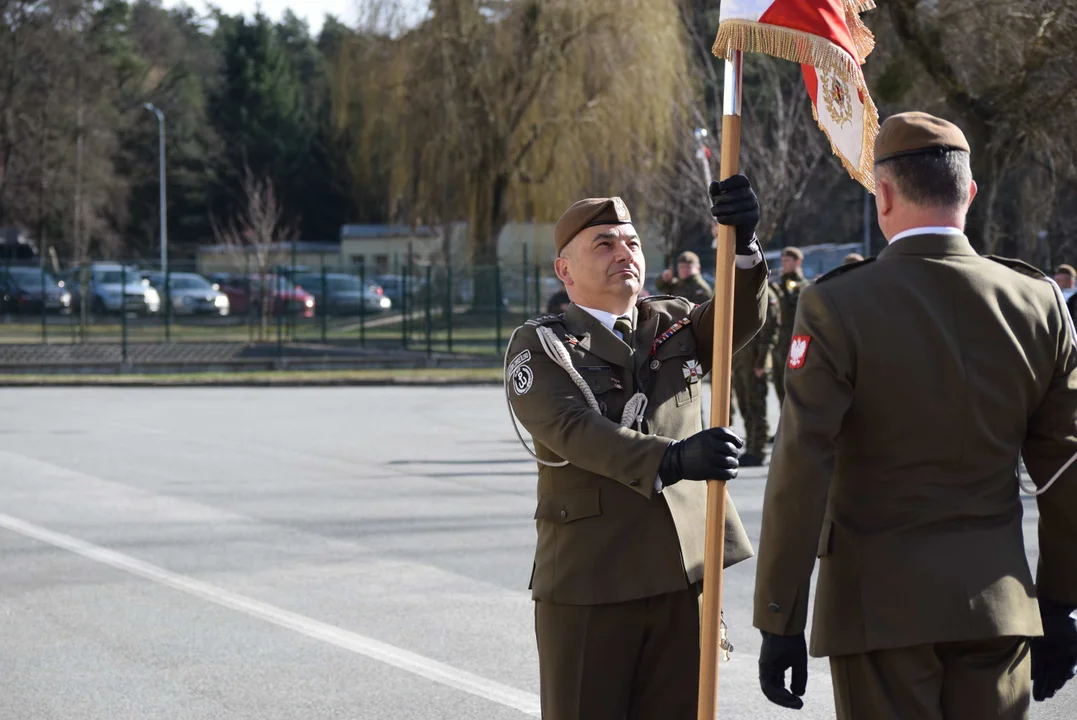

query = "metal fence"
(0, 256), (567, 359)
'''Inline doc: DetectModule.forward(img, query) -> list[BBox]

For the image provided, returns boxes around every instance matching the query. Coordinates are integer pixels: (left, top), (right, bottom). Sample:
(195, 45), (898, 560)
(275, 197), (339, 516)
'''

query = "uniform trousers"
(535, 586), (701, 720)
(830, 636), (1031, 720)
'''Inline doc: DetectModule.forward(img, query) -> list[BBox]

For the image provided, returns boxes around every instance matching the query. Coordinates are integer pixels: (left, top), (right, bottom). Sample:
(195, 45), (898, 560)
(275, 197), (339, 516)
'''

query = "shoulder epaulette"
(814, 257), (876, 284)
(524, 313), (564, 327)
(985, 255), (1047, 279)
(640, 294), (680, 303)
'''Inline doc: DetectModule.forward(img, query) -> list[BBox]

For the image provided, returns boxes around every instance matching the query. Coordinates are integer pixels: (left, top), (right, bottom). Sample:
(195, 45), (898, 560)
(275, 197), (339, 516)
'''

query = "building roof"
(339, 224), (439, 239)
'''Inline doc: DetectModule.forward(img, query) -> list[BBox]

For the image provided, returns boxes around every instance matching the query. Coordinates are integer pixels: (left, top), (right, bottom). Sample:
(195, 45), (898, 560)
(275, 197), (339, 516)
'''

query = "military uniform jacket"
(654, 272), (713, 304)
(508, 261), (768, 606)
(754, 233), (1077, 657)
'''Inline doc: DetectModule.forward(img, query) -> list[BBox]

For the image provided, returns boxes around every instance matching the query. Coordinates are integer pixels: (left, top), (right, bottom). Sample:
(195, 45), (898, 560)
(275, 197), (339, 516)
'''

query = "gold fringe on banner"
(809, 75), (880, 193)
(844, 0), (877, 64)
(712, 20), (863, 82)
(712, 19), (880, 192)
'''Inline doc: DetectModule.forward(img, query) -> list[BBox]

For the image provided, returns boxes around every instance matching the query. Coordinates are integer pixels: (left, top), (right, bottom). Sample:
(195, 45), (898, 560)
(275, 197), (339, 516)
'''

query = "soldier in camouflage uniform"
(732, 282), (779, 466)
(656, 251), (713, 304)
(771, 247), (808, 408)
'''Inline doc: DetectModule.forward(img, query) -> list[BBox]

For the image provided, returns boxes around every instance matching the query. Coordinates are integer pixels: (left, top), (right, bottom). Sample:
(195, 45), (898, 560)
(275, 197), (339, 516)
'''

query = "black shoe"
(740, 452), (765, 467)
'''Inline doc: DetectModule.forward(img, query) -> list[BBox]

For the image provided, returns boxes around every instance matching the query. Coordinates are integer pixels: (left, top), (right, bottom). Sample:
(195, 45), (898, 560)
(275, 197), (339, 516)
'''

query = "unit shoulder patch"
(814, 257), (876, 284)
(984, 255), (1047, 280)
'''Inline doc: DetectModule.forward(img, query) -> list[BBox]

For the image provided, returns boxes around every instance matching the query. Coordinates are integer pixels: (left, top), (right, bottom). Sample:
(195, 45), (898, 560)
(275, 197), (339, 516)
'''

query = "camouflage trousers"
(731, 359), (770, 456)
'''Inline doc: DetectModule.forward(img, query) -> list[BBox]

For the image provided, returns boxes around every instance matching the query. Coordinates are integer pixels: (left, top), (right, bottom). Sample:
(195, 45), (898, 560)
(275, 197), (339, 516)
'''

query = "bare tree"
(211, 165), (297, 340)
(883, 0), (1077, 256)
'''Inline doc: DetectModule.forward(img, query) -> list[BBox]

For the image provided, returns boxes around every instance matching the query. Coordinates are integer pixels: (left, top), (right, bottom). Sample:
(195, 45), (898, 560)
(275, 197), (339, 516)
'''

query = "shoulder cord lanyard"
(504, 325), (648, 467)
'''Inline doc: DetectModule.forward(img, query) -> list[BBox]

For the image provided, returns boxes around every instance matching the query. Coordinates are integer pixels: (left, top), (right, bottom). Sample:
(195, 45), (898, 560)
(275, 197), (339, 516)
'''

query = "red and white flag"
(713, 0), (880, 191)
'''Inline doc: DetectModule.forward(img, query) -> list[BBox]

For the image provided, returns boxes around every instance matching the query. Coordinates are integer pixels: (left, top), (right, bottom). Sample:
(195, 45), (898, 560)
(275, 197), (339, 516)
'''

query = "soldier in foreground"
(505, 175), (768, 720)
(656, 250), (713, 303)
(771, 246), (807, 408)
(753, 111), (1077, 718)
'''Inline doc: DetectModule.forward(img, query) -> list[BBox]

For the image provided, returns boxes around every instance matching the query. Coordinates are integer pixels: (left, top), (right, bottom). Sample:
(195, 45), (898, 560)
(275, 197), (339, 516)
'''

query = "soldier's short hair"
(876, 151), (972, 208)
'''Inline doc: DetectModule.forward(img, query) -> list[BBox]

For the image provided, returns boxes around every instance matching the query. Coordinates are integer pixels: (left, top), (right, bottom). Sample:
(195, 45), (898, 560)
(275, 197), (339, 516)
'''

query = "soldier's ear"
(876, 177), (894, 218)
(555, 257), (574, 287)
(966, 179), (978, 209)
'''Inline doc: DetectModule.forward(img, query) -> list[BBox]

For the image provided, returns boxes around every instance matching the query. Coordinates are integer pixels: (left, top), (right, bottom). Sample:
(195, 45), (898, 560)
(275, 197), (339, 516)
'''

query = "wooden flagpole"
(697, 48), (743, 720)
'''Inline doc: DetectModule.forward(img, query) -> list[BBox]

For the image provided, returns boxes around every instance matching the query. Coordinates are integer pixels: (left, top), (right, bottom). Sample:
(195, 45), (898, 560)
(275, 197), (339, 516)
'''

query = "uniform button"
(560, 510), (568, 519)
(768, 603), (781, 613)
(629, 480), (640, 487)
(679, 345), (687, 351)
(650, 359), (661, 370)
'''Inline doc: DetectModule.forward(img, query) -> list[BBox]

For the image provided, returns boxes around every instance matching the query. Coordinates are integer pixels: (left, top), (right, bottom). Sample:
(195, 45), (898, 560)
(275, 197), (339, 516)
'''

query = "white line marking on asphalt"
(0, 513), (542, 718)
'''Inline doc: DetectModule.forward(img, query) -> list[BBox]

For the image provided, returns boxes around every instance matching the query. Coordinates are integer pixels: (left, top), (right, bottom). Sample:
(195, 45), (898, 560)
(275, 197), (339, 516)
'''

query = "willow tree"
(338, 0), (690, 269)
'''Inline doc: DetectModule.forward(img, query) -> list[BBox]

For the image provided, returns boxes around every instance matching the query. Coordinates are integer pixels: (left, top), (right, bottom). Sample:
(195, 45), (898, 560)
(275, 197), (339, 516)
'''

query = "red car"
(208, 273), (315, 318)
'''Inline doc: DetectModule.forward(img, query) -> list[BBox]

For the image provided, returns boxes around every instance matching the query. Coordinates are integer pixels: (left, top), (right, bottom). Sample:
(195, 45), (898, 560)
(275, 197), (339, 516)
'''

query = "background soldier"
(505, 175), (769, 720)
(656, 250), (713, 304)
(732, 282), (778, 466)
(753, 112), (1077, 718)
(771, 246), (807, 408)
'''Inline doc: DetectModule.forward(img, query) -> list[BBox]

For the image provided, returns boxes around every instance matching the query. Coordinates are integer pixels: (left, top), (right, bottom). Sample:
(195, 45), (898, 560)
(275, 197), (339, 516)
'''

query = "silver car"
(144, 272), (230, 316)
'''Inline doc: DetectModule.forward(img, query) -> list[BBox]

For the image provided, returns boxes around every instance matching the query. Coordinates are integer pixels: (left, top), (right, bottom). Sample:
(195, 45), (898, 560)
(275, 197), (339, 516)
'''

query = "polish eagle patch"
(788, 335), (811, 370)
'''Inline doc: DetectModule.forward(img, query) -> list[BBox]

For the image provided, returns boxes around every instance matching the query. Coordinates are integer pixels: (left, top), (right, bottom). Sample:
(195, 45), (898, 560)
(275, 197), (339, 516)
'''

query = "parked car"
(292, 273), (392, 314)
(142, 272), (230, 316)
(0, 265), (72, 314)
(64, 263), (160, 315)
(205, 272), (314, 318)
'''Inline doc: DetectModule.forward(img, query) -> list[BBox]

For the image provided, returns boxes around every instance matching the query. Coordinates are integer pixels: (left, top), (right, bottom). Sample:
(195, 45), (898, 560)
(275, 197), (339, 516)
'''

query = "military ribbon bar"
(651, 317), (692, 357)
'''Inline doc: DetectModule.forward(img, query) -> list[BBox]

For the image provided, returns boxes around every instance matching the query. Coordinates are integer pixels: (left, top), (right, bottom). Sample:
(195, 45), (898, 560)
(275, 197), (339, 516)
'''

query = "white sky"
(162, 0), (422, 35)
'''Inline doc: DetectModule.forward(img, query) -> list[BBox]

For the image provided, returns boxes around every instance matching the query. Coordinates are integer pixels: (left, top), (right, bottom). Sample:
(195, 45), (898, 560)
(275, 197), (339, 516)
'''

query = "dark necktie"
(614, 316), (634, 349)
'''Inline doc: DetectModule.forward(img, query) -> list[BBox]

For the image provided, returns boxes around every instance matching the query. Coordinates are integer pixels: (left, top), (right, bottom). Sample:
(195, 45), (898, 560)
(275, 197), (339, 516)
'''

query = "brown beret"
(554, 196), (632, 254)
(843, 253), (865, 265)
(1055, 264), (1076, 278)
(677, 251), (700, 265)
(782, 247), (803, 261)
(875, 111), (970, 164)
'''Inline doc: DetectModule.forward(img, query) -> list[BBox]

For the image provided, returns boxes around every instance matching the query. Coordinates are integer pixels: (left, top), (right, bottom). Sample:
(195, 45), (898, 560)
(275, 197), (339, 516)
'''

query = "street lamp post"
(143, 103), (167, 275)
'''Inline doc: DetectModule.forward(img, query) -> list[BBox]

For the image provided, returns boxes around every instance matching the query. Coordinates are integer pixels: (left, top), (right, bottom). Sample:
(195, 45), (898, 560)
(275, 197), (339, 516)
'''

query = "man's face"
(780, 255), (800, 274)
(677, 261), (698, 280)
(1055, 272), (1075, 290)
(555, 224), (645, 306)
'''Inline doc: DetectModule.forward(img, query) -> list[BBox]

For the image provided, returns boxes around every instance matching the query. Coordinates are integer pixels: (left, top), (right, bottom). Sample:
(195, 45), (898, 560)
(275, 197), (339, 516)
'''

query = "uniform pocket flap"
(534, 488), (602, 524)
(585, 374), (621, 394)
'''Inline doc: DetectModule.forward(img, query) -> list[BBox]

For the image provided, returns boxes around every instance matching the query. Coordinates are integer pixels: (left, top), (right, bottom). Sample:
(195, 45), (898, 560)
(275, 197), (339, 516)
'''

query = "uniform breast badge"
(683, 359), (703, 384)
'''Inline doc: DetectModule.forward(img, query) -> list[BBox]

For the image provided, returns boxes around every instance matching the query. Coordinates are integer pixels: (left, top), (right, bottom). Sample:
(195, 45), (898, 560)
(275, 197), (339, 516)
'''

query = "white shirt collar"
(889, 226), (964, 244)
(576, 305), (631, 336)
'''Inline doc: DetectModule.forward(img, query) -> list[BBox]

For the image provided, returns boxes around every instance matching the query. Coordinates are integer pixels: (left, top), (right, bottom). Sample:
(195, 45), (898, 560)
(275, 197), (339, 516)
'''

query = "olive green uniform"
(654, 272), (713, 305)
(771, 269), (806, 406)
(507, 260), (768, 720)
(732, 283), (778, 458)
(754, 233), (1077, 719)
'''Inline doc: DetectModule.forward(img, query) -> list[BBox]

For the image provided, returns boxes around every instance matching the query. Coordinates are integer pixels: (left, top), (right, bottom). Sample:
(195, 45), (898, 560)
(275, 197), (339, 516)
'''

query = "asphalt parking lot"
(0, 386), (1072, 718)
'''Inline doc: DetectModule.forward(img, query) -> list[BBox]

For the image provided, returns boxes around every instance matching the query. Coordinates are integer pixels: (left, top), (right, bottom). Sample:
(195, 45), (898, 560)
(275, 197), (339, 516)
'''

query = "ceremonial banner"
(713, 0), (880, 190)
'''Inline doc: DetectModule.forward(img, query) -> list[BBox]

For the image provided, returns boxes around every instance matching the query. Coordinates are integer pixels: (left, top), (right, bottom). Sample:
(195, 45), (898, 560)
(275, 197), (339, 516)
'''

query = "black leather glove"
(1032, 596), (1077, 702)
(658, 427), (742, 486)
(710, 174), (760, 255)
(759, 630), (808, 710)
